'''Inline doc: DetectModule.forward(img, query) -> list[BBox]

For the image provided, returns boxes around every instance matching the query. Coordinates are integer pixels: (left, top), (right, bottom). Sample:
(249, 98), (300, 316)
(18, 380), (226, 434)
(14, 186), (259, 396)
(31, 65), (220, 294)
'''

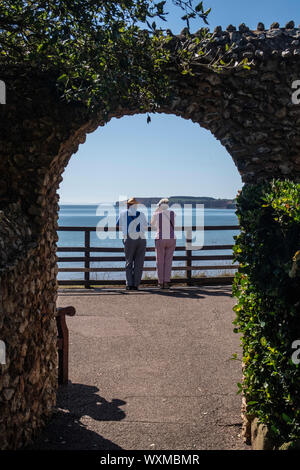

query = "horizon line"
(59, 196), (237, 205)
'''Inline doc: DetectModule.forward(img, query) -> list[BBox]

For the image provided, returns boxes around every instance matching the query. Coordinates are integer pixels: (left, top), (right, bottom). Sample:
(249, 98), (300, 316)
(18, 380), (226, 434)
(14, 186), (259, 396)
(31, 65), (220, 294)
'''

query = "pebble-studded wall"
(0, 21), (300, 449)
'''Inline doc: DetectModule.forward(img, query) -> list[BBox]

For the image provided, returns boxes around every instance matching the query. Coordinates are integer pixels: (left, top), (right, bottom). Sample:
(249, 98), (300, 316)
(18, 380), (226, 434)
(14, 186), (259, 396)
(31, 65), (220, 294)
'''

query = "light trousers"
(155, 238), (176, 284)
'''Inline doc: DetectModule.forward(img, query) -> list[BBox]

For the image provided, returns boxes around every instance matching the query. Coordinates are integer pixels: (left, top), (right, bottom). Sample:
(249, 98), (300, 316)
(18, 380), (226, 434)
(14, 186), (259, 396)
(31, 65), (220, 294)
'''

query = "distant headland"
(115, 196), (236, 209)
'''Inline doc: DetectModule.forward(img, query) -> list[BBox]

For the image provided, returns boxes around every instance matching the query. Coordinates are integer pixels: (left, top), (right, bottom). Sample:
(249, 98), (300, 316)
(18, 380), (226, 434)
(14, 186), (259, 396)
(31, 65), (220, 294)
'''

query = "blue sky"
(58, 0), (300, 204)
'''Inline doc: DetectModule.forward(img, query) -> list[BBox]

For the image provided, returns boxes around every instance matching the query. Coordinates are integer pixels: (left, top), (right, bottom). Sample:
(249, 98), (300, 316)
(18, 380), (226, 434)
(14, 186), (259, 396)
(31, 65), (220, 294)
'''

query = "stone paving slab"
(28, 286), (250, 450)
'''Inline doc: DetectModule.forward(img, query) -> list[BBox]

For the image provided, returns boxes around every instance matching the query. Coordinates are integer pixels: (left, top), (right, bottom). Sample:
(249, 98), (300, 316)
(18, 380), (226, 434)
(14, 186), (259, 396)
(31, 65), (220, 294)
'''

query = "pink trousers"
(155, 238), (176, 284)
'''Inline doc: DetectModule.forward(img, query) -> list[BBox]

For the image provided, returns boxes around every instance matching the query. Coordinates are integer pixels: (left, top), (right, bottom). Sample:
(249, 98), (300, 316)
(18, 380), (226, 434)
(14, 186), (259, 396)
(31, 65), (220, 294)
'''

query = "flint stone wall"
(0, 21), (300, 449)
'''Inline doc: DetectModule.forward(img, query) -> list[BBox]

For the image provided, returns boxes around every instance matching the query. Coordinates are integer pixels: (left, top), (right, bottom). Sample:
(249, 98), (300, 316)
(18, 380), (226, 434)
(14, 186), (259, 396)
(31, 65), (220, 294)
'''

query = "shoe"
(132, 286), (138, 290)
(126, 286), (133, 290)
(158, 283), (164, 289)
(164, 283), (170, 289)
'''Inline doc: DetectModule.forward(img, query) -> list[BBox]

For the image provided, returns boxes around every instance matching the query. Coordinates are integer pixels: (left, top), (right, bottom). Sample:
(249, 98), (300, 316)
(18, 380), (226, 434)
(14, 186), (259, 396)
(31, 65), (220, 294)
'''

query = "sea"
(57, 204), (240, 282)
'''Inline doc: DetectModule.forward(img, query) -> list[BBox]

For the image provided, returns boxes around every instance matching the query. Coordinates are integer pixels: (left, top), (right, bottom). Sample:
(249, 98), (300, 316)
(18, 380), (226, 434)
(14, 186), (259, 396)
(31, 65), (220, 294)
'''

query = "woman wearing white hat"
(151, 198), (176, 289)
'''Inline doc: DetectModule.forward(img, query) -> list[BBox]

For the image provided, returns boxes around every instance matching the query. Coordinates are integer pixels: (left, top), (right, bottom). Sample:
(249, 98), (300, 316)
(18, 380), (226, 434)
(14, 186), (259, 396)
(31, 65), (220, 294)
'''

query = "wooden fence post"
(84, 229), (91, 288)
(185, 229), (192, 286)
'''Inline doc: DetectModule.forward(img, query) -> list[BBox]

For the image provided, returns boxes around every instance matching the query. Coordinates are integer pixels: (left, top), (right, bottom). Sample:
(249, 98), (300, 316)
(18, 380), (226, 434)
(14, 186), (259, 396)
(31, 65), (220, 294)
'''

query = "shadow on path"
(58, 286), (233, 299)
(26, 383), (125, 450)
(139, 287), (233, 299)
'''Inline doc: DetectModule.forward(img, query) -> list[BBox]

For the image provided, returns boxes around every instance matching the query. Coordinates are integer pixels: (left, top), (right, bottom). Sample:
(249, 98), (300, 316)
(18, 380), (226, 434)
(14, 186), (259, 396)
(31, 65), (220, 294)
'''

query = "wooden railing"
(57, 225), (240, 287)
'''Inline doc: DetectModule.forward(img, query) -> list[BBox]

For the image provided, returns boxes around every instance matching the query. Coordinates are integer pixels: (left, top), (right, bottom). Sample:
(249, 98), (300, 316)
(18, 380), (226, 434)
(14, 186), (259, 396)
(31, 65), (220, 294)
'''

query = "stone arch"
(1, 22), (300, 449)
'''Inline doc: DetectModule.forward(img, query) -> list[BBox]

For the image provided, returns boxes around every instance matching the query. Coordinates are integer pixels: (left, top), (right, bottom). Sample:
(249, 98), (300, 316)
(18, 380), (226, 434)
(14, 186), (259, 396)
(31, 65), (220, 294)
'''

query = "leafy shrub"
(232, 180), (300, 444)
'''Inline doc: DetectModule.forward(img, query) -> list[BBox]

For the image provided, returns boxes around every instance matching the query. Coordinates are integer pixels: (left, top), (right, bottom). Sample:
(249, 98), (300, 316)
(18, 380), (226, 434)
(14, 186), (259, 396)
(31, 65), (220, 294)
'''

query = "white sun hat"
(157, 198), (169, 209)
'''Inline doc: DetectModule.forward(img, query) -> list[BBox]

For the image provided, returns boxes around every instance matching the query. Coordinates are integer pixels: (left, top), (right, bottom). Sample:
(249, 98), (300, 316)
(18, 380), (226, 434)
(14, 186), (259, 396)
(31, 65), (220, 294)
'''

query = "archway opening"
(57, 113), (242, 287)
(44, 112), (248, 451)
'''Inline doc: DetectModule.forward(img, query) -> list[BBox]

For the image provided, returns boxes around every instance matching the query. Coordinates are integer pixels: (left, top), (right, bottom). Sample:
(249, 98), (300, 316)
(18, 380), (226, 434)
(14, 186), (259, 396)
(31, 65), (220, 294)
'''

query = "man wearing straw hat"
(117, 197), (148, 290)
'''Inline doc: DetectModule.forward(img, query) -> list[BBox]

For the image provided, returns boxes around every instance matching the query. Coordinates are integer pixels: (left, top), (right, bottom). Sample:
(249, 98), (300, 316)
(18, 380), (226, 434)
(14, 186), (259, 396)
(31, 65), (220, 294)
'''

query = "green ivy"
(232, 180), (300, 445)
(0, 1), (250, 115)
(0, 0), (211, 113)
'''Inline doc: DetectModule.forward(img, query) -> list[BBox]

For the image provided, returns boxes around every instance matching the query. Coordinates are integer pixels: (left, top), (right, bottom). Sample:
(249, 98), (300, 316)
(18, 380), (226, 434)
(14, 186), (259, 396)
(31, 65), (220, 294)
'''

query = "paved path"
(30, 286), (249, 450)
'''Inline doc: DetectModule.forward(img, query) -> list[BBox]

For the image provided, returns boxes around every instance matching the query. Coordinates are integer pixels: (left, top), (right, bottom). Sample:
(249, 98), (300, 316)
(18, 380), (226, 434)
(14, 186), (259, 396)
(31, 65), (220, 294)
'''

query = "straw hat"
(127, 197), (138, 206)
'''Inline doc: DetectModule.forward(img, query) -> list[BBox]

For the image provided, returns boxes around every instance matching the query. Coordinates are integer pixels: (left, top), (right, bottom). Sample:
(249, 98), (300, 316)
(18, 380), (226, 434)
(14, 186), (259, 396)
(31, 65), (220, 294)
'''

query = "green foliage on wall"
(233, 180), (300, 444)
(0, 1), (210, 112)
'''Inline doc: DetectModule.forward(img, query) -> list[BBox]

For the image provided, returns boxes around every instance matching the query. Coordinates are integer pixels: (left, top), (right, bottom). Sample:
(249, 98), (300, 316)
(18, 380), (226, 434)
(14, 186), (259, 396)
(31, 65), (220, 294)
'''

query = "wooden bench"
(56, 306), (76, 385)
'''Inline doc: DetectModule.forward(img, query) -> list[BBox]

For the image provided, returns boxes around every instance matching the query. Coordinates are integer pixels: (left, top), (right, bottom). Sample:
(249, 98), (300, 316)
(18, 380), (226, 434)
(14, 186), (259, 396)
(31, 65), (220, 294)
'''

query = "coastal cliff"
(116, 196), (236, 209)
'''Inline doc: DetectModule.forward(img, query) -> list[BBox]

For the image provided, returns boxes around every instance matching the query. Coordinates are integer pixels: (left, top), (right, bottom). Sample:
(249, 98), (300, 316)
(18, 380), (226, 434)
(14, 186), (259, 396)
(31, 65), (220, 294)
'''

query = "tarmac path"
(29, 286), (249, 450)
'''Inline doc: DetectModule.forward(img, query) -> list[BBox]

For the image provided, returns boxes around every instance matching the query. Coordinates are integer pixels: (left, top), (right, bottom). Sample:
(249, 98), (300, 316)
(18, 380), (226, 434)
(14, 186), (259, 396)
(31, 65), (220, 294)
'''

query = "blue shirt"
(117, 207), (148, 239)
